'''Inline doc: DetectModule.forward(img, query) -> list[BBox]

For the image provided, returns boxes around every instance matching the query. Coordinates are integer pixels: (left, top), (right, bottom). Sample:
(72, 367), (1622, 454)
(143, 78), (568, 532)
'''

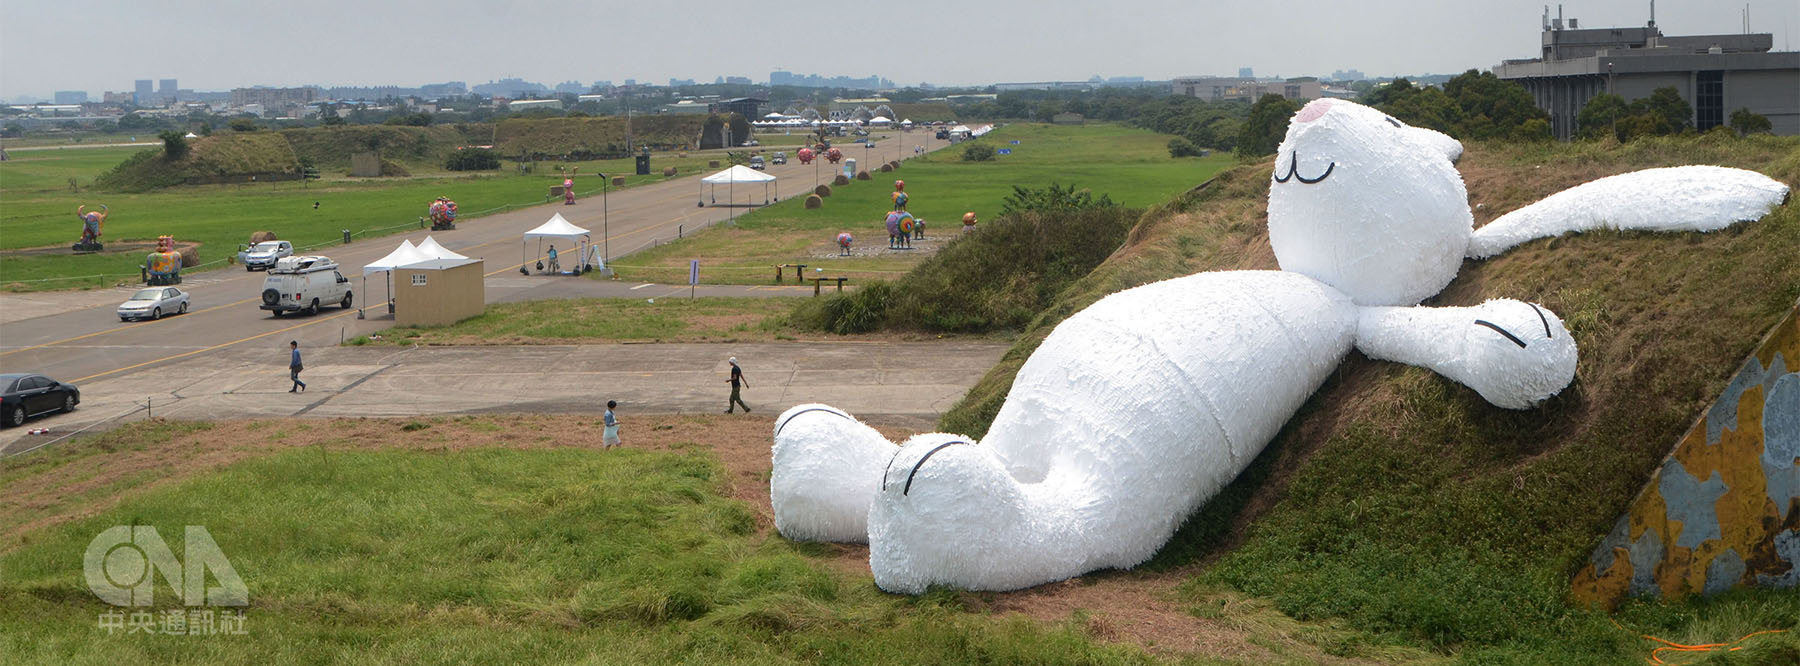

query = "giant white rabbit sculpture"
(770, 98), (1791, 594)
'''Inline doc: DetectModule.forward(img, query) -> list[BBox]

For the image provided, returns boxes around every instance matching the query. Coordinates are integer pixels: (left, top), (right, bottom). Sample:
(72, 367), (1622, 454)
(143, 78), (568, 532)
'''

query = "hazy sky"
(4, 0), (1795, 98)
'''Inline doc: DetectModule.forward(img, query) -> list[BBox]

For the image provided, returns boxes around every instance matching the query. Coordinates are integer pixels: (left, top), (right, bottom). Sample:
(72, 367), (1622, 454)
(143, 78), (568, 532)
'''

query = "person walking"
(725, 357), (751, 414)
(288, 340), (306, 393)
(603, 400), (621, 448)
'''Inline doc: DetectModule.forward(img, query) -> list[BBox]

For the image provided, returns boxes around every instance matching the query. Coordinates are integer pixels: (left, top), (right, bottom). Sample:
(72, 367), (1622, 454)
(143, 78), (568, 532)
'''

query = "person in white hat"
(725, 357), (751, 414)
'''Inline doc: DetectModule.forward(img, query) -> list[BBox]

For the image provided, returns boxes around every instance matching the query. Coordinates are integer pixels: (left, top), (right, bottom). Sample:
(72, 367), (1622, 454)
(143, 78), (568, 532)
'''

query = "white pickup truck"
(260, 256), (352, 316)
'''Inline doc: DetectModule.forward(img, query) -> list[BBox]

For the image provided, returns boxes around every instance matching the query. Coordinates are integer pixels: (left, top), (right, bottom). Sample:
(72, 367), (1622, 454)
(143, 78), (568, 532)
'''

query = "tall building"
(133, 79), (153, 105)
(1494, 7), (1800, 139)
(1238, 67), (1254, 78)
(158, 79), (177, 98)
(54, 90), (88, 104)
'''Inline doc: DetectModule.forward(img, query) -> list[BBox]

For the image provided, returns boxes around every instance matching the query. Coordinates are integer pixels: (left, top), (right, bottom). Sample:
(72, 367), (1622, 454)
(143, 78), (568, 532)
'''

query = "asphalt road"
(0, 132), (941, 386)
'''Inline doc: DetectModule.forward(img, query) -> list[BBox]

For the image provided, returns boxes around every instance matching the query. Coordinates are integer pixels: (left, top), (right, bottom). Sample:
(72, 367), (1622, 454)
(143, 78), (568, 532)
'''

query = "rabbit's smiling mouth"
(1274, 151), (1336, 185)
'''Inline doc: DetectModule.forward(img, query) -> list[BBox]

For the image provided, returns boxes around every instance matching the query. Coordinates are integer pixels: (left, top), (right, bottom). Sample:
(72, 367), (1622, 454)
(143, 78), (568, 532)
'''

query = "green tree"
(157, 130), (189, 160)
(1638, 87), (1692, 133)
(1167, 136), (1203, 157)
(1236, 94), (1296, 157)
(961, 143), (997, 162)
(999, 183), (1116, 215)
(1576, 93), (1630, 140)
(228, 117), (260, 132)
(1730, 108), (1773, 136)
(383, 112), (431, 126)
(445, 147), (500, 171)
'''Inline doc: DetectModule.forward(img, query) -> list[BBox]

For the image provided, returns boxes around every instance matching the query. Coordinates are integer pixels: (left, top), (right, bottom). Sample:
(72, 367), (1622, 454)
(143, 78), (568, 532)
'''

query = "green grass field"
(0, 419), (1413, 665)
(611, 124), (1233, 285)
(0, 147), (731, 290)
(351, 297), (803, 345)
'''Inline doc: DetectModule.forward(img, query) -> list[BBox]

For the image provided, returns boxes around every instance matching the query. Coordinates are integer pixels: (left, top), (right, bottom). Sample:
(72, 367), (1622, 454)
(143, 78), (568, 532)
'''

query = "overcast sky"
(4, 0), (1795, 98)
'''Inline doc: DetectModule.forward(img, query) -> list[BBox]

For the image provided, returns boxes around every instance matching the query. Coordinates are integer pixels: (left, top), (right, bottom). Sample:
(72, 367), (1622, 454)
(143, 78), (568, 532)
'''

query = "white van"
(260, 256), (352, 316)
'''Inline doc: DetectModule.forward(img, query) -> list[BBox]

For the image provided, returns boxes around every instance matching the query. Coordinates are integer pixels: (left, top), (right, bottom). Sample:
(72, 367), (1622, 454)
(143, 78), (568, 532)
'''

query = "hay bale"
(804, 194), (823, 209)
(678, 152), (687, 158)
(177, 245), (199, 268)
(889, 161), (900, 170)
(855, 170), (872, 181)
(613, 176), (626, 186)
(814, 184), (831, 197)
(878, 163), (893, 173)
(663, 167), (678, 177)
(250, 231), (278, 244)
(709, 160), (721, 168)
(833, 174), (850, 186)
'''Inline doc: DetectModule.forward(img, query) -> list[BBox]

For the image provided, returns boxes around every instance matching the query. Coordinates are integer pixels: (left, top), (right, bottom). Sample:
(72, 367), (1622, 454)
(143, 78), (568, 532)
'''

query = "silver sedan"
(118, 286), (189, 321)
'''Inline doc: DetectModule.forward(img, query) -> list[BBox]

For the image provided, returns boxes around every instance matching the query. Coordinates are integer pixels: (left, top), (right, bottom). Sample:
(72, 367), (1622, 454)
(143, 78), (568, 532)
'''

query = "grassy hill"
(492, 116), (707, 158)
(279, 124), (490, 173)
(939, 132), (1800, 663)
(94, 132), (302, 191)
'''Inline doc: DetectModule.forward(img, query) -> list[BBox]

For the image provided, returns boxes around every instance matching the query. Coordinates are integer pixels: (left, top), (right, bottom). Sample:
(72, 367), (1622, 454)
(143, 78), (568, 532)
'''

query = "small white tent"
(521, 213), (592, 275)
(415, 235), (468, 260)
(699, 164), (777, 208)
(361, 240), (431, 317)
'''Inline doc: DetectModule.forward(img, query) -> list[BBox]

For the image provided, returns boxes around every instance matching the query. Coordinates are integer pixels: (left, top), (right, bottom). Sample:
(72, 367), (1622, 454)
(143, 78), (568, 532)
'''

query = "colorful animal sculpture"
(768, 98), (1791, 594)
(144, 235), (183, 285)
(826, 148), (843, 164)
(837, 232), (853, 256)
(74, 204), (107, 252)
(798, 148), (815, 165)
(429, 197), (458, 230)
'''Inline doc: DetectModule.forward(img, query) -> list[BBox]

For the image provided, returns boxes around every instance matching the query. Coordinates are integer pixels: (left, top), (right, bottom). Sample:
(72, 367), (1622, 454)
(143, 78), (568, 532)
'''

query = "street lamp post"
(599, 172), (610, 264)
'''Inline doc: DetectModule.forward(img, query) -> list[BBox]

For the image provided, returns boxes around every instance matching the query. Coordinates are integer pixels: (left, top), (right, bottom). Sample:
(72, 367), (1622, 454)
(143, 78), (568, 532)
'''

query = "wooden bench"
(774, 263), (808, 282)
(809, 276), (849, 295)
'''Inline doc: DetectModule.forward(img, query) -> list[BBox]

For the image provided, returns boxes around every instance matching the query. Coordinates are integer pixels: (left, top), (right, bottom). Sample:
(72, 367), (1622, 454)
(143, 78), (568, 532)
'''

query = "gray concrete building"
(1494, 9), (1800, 139)
(1171, 76), (1321, 103)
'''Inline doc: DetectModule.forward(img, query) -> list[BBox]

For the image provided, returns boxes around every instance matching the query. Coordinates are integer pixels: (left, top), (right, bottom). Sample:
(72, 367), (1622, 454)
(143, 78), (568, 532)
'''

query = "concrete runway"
(0, 131), (971, 452)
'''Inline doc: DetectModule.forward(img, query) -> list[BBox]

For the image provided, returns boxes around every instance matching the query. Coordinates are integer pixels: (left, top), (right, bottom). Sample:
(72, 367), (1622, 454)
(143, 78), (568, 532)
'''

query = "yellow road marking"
(69, 309), (359, 384)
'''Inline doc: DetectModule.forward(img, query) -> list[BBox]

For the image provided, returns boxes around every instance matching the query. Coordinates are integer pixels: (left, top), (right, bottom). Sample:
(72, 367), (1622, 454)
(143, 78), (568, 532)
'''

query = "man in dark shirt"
(725, 357), (750, 414)
(288, 340), (306, 393)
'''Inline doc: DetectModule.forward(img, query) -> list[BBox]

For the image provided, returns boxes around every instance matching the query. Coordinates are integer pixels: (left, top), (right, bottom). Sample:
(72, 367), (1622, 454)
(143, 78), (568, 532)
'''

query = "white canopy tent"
(521, 213), (592, 275)
(415, 235), (468, 261)
(699, 165), (777, 210)
(868, 116), (893, 125)
(360, 240), (431, 317)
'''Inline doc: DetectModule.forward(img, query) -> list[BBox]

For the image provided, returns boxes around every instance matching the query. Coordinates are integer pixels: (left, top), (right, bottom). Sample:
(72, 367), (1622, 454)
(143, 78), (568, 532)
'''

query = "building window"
(1695, 71), (1724, 131)
(411, 273), (427, 286)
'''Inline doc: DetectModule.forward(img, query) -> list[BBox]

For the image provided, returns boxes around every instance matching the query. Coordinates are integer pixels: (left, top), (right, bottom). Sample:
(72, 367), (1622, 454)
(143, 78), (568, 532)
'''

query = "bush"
(999, 182), (1117, 216)
(1731, 108), (1773, 136)
(1167, 136), (1203, 157)
(228, 118), (261, 132)
(961, 143), (997, 162)
(157, 130), (190, 161)
(445, 147), (500, 171)
(795, 205), (1140, 334)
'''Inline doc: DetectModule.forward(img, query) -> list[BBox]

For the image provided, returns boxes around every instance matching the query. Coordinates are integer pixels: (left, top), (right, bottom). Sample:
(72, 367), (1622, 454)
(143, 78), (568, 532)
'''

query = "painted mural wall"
(1571, 304), (1800, 607)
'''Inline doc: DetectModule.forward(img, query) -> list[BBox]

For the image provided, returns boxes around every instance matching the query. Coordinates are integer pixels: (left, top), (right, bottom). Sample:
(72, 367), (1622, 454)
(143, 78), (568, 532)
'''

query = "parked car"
(749, 155), (766, 170)
(1, 373), (80, 427)
(239, 240), (293, 271)
(772, 152), (787, 165)
(260, 256), (352, 316)
(117, 286), (189, 321)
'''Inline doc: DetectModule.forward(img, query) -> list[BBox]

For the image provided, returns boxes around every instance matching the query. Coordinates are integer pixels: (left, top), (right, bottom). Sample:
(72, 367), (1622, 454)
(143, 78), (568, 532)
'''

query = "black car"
(1, 373), (80, 427)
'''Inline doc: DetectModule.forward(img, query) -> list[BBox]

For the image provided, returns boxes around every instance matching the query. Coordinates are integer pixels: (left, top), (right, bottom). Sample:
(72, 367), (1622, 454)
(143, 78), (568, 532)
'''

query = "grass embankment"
(0, 143), (734, 291)
(0, 416), (1418, 665)
(352, 297), (801, 345)
(612, 123), (1232, 286)
(938, 133), (1800, 664)
(493, 115), (706, 157)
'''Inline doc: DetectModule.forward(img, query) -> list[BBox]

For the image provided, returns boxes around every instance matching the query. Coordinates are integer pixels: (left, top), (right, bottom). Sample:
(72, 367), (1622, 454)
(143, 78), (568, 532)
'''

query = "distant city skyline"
(4, 0), (1795, 100)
